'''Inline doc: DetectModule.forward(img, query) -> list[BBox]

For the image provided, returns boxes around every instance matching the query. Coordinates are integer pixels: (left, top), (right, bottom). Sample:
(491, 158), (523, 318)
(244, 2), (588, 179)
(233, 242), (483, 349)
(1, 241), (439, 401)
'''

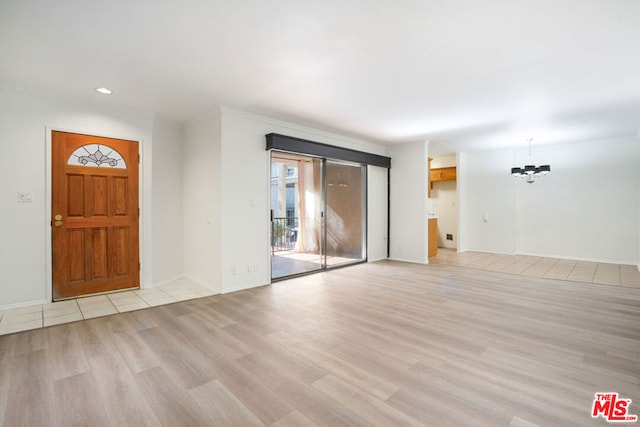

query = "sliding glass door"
(270, 153), (324, 279)
(325, 160), (366, 267)
(270, 152), (366, 280)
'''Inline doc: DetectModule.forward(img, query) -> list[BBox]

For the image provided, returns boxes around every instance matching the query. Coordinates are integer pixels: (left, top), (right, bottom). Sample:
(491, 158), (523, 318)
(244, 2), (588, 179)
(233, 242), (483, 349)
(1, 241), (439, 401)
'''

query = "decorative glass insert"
(68, 144), (127, 168)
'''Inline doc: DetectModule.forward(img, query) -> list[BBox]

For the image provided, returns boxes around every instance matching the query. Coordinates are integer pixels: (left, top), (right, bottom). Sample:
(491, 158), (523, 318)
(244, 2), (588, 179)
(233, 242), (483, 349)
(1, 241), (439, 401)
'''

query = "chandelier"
(510, 138), (550, 184)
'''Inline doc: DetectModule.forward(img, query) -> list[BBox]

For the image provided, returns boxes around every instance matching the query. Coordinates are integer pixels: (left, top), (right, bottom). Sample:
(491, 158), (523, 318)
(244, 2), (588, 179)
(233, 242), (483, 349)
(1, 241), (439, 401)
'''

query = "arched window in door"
(67, 144), (127, 168)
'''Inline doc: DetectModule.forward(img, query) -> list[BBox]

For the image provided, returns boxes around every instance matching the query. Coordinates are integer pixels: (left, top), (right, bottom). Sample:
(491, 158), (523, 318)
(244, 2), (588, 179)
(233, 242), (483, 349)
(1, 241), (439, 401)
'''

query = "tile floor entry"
(430, 249), (640, 287)
(0, 279), (215, 336)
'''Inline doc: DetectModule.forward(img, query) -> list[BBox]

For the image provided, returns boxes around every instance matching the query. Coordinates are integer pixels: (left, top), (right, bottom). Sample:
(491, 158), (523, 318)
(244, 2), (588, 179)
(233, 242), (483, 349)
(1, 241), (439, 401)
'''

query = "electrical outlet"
(231, 265), (237, 275)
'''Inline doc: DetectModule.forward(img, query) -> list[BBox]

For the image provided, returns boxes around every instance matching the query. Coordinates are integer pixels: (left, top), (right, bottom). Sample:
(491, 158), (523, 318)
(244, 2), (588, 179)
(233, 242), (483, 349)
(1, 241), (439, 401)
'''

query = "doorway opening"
(270, 152), (366, 280)
(428, 155), (458, 255)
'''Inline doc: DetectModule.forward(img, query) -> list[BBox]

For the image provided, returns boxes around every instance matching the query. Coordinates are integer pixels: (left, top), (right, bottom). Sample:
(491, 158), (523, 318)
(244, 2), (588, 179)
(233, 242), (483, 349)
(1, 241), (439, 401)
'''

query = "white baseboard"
(388, 257), (429, 265)
(143, 274), (184, 289)
(182, 274), (220, 294)
(0, 298), (48, 312)
(221, 280), (270, 294)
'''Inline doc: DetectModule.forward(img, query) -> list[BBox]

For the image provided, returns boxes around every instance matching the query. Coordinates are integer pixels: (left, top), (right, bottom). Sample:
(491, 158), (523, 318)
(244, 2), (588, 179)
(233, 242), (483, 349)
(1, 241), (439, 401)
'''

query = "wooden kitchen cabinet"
(428, 218), (438, 257)
(430, 166), (457, 182)
(429, 166), (457, 195)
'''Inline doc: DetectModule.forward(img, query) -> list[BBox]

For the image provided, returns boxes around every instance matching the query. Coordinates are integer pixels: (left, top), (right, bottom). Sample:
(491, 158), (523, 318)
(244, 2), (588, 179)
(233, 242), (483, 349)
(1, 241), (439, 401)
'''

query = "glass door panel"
(270, 152), (324, 279)
(325, 161), (366, 268)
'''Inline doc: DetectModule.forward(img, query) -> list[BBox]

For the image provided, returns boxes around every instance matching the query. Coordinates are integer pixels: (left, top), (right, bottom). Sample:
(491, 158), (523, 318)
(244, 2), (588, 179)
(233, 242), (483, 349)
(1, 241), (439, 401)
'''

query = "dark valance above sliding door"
(266, 133), (391, 169)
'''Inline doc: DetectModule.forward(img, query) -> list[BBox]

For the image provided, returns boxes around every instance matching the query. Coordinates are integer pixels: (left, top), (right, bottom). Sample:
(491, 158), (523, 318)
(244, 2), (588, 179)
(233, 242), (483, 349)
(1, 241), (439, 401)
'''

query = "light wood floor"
(1, 260), (639, 426)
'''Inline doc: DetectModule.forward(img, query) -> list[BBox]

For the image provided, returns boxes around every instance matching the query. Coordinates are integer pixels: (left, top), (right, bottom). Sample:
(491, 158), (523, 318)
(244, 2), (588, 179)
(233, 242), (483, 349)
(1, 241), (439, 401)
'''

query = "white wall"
(182, 107), (389, 294)
(430, 155), (456, 169)
(218, 110), (271, 292)
(388, 141), (428, 263)
(367, 165), (389, 261)
(460, 138), (640, 264)
(0, 88), (388, 308)
(151, 116), (184, 284)
(0, 86), (184, 309)
(182, 109), (222, 293)
(515, 139), (639, 264)
(218, 108), (388, 292)
(459, 148), (517, 254)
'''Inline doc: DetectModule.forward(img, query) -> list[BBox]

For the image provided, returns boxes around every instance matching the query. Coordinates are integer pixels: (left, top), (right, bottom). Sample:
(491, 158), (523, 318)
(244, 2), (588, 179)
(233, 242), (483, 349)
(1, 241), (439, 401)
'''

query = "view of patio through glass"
(270, 153), (324, 279)
(270, 152), (367, 280)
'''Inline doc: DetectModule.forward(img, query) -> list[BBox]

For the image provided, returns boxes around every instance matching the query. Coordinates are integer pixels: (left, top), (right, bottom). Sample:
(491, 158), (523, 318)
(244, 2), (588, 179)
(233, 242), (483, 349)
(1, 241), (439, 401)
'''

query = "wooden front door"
(52, 131), (139, 300)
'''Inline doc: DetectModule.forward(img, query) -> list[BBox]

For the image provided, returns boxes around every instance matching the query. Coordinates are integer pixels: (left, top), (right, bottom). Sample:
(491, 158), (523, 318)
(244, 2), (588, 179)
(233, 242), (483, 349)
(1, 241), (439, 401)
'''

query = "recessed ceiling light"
(95, 87), (113, 95)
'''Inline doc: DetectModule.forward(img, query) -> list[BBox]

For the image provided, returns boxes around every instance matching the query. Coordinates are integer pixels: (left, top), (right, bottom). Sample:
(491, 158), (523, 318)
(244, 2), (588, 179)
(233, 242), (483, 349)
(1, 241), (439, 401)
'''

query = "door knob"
(54, 214), (63, 220)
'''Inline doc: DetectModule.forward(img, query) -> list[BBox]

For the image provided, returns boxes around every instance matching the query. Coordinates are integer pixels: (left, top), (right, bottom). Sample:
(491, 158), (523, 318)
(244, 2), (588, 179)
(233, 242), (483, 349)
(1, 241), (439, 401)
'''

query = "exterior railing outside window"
(271, 217), (298, 253)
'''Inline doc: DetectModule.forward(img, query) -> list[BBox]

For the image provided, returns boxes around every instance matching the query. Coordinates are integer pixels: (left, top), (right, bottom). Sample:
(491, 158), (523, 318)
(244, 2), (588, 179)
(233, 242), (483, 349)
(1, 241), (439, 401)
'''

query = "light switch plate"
(17, 191), (33, 202)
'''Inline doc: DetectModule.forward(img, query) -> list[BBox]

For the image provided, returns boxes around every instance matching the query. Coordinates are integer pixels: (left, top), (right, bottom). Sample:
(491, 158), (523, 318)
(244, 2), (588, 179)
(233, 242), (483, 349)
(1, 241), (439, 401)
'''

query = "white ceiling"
(1, 1), (639, 154)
